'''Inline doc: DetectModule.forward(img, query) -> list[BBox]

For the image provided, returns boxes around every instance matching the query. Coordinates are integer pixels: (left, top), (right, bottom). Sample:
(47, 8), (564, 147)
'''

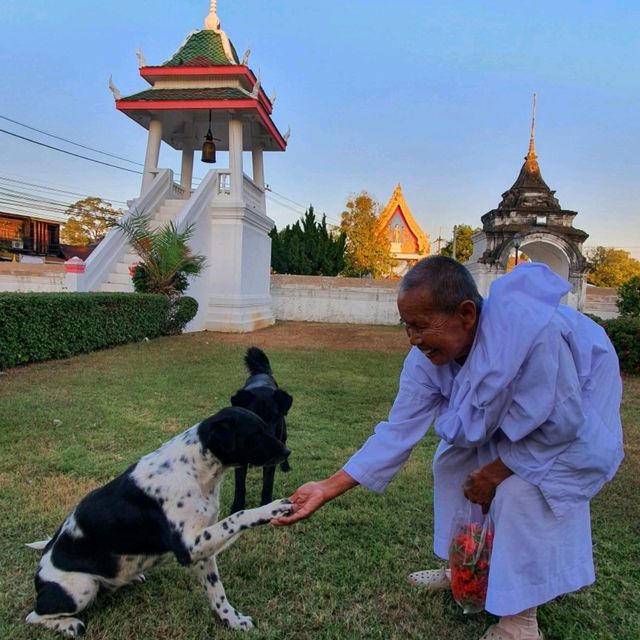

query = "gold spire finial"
(203, 1), (238, 64)
(527, 93), (537, 159)
(205, 0), (220, 30)
(530, 93), (536, 138)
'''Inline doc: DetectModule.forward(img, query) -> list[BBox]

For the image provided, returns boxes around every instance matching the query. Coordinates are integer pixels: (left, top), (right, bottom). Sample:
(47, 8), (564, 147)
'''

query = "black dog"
(26, 407), (292, 637)
(229, 347), (293, 513)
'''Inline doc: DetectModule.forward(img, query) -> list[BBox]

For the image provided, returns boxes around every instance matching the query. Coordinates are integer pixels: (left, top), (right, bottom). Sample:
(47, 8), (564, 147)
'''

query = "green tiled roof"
(121, 88), (249, 101)
(163, 30), (240, 67)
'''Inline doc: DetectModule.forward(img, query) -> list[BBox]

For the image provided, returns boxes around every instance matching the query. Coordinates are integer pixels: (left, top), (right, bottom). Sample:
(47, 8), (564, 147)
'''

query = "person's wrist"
(320, 470), (358, 502)
(315, 480), (332, 504)
(482, 458), (513, 488)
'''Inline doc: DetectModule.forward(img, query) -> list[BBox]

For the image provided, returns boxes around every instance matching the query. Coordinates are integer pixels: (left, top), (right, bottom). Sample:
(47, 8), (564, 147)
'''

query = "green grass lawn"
(0, 327), (638, 640)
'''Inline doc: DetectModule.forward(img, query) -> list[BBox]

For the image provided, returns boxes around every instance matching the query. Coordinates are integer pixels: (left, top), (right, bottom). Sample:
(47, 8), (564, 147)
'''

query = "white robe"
(343, 263), (623, 615)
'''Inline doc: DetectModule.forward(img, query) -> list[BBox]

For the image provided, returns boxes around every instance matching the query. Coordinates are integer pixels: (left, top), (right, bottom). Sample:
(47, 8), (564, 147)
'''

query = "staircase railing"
(78, 169), (174, 292)
(173, 169), (220, 231)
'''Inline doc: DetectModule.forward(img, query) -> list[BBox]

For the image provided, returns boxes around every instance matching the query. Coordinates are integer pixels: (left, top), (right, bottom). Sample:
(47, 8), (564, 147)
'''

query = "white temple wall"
(0, 264), (65, 292)
(465, 262), (504, 298)
(0, 270), (618, 323)
(270, 275), (401, 325)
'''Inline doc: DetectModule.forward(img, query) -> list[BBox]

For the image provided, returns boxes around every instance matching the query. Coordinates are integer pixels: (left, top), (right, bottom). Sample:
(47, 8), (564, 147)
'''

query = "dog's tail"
(25, 539), (51, 551)
(245, 347), (272, 376)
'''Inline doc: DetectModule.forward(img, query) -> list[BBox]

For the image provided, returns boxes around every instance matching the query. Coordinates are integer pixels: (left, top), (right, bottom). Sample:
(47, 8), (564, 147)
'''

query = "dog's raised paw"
(269, 498), (293, 518)
(249, 498), (292, 524)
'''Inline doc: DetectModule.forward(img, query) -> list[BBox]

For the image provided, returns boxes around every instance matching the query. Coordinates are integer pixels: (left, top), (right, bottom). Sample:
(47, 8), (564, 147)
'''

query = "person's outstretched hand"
(271, 470), (358, 526)
(270, 481), (328, 525)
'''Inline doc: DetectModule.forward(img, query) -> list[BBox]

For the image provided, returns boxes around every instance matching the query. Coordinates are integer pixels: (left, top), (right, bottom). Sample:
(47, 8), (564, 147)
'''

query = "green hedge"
(0, 292), (197, 369)
(600, 316), (640, 375)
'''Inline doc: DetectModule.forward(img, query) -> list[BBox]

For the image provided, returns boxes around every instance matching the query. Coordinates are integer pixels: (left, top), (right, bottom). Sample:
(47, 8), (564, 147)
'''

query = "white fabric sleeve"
(342, 349), (446, 493)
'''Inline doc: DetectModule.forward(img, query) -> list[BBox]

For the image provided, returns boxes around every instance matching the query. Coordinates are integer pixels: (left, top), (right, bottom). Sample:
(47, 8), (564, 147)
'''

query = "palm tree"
(114, 211), (206, 297)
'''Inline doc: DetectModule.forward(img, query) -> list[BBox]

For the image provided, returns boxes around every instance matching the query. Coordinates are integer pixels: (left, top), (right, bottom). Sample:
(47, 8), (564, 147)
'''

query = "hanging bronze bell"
(201, 130), (216, 163)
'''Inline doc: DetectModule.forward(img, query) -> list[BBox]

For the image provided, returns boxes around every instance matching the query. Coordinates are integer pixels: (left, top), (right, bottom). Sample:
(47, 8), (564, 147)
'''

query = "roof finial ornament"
(283, 126), (291, 143)
(205, 0), (219, 29)
(527, 92), (537, 159)
(108, 75), (122, 100)
(136, 48), (146, 68)
(204, 0), (237, 65)
(250, 75), (261, 99)
(237, 74), (261, 99)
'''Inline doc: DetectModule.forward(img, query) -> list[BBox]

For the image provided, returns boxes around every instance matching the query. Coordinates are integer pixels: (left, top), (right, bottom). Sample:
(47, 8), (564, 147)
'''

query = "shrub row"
(0, 292), (197, 369)
(599, 316), (640, 375)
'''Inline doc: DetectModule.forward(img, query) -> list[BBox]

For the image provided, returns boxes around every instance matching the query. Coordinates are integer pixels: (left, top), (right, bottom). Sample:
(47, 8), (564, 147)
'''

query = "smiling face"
(397, 286), (478, 366)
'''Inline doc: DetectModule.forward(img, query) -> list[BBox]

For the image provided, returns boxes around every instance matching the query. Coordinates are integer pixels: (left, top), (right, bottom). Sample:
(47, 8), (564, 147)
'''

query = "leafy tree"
(440, 224), (477, 263)
(61, 197), (123, 245)
(114, 211), (205, 297)
(270, 206), (346, 275)
(586, 247), (640, 287)
(617, 275), (640, 317)
(340, 192), (393, 278)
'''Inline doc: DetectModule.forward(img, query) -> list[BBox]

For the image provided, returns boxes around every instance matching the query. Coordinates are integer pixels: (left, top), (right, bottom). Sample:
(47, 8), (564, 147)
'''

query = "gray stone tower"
(467, 96), (589, 309)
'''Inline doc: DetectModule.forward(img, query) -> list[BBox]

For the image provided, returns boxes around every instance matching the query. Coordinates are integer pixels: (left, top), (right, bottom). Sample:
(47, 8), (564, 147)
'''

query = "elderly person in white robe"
(272, 256), (623, 640)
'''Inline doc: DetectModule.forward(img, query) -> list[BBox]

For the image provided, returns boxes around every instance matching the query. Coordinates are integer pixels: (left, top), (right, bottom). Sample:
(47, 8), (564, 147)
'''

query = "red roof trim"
(115, 99), (286, 150)
(139, 66), (272, 113)
(141, 65), (250, 78)
(255, 102), (286, 149)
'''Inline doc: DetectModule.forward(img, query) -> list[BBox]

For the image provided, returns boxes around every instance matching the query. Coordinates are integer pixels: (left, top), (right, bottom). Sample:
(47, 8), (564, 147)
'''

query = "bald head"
(400, 256), (483, 313)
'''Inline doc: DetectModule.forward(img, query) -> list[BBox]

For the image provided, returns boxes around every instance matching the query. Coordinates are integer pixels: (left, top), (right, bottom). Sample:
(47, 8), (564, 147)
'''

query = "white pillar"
(251, 146), (264, 189)
(141, 118), (163, 195)
(228, 118), (244, 201)
(180, 148), (194, 193)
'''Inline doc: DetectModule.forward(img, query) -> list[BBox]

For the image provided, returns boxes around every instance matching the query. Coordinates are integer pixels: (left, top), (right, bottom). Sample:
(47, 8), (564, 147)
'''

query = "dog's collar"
(244, 373), (277, 391)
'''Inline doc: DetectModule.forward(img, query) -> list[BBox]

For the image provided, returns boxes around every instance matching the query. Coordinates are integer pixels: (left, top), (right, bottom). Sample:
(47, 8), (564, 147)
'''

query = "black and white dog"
(230, 347), (293, 513)
(26, 407), (293, 637)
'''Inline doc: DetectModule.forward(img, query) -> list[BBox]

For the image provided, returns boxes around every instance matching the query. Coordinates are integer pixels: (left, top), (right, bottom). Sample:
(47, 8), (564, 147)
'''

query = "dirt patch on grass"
(182, 321), (409, 352)
(1, 472), (101, 514)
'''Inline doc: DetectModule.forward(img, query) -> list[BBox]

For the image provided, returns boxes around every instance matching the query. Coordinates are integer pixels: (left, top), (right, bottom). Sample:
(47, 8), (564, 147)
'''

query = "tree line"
(58, 195), (640, 286)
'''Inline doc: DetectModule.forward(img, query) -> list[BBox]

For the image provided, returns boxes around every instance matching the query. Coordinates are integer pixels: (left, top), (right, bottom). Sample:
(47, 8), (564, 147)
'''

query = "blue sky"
(2, 0), (639, 255)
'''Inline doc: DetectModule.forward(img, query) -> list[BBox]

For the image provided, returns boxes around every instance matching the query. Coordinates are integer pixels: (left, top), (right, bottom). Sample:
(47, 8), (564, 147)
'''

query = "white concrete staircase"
(99, 199), (185, 292)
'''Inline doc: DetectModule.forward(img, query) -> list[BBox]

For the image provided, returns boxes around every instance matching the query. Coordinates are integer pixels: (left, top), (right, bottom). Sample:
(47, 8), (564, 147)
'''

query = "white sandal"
(479, 623), (544, 640)
(407, 567), (450, 591)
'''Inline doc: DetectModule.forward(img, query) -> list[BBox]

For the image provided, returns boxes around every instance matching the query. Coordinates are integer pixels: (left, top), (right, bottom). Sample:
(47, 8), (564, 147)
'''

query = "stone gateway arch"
(467, 101), (589, 309)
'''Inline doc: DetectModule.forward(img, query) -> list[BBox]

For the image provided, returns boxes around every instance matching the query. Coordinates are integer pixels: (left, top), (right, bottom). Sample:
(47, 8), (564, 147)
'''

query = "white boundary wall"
(270, 275), (619, 324)
(0, 269), (619, 323)
(270, 274), (401, 325)
(0, 264), (66, 292)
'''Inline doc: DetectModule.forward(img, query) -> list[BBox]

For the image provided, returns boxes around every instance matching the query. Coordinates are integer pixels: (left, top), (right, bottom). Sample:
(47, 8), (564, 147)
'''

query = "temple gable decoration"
(376, 184), (430, 275)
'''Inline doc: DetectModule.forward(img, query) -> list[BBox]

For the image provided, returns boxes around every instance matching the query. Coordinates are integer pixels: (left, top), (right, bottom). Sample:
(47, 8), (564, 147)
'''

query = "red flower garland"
(449, 522), (493, 614)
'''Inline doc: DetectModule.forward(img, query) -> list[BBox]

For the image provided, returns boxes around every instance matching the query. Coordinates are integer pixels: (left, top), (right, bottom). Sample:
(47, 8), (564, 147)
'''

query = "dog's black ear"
(275, 389), (293, 415)
(199, 418), (237, 464)
(231, 389), (254, 408)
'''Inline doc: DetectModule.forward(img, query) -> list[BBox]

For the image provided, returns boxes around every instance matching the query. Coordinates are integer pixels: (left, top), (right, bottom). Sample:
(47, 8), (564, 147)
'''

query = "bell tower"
(103, 0), (289, 331)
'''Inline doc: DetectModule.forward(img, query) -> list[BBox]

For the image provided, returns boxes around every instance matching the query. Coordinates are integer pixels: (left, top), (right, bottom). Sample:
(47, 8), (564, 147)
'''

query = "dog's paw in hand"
(267, 498), (293, 519)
